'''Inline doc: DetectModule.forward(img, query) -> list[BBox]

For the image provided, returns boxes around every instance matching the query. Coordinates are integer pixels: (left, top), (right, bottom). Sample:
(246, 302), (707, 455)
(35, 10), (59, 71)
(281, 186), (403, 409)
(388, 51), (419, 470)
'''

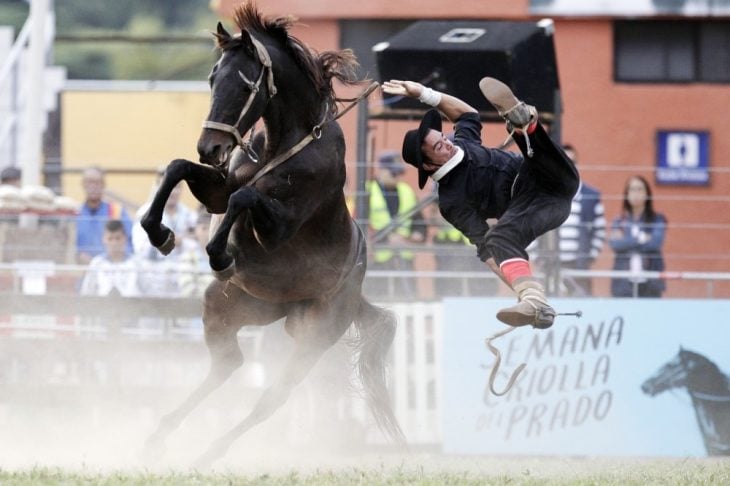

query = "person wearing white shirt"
(80, 219), (141, 297)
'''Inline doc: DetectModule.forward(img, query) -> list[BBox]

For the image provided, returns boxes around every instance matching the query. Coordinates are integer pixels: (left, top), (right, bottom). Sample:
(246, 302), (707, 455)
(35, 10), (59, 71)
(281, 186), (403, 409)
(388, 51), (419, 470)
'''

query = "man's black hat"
(401, 109), (441, 189)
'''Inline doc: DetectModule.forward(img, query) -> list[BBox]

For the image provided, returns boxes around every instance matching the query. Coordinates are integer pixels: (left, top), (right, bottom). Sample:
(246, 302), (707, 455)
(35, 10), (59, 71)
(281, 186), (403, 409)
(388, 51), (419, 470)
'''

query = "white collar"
(430, 147), (465, 183)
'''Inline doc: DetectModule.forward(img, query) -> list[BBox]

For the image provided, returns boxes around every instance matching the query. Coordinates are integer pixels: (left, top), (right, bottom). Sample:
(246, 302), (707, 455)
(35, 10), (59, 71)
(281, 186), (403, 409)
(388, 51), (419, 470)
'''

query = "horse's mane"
(683, 349), (729, 380)
(217, 1), (361, 115)
(681, 349), (730, 394)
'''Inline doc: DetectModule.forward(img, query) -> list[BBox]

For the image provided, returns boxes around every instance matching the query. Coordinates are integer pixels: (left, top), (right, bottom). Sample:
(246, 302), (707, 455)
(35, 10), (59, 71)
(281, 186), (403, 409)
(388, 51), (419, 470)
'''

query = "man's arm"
(381, 80), (477, 123)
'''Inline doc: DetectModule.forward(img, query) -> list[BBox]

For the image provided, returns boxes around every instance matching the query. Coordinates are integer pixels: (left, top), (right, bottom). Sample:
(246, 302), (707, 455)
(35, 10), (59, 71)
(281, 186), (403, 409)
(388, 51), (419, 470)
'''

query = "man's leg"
(478, 77), (579, 329)
(479, 77), (579, 198)
(482, 196), (559, 329)
(493, 259), (556, 330)
(485, 257), (511, 287)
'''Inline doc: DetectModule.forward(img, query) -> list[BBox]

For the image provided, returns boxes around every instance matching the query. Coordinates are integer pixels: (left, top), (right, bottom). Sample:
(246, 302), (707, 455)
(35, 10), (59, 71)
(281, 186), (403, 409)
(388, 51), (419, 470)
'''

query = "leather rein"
(201, 32), (379, 187)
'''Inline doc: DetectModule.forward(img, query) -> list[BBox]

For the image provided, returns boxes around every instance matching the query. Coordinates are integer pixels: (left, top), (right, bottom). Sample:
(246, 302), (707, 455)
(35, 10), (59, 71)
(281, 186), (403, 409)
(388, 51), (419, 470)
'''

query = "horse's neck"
(688, 394), (727, 447)
(687, 368), (730, 397)
(263, 92), (323, 150)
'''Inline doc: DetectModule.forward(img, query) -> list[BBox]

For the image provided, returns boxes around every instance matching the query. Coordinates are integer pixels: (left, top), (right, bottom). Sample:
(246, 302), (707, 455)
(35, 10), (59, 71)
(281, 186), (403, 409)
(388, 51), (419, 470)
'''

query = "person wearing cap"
(365, 151), (427, 299)
(0, 167), (22, 188)
(382, 77), (579, 329)
(76, 167), (134, 264)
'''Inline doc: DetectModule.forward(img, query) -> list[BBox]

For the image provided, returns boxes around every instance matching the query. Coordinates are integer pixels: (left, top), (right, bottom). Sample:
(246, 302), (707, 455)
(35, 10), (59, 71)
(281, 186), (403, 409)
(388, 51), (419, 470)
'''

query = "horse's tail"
(352, 296), (406, 445)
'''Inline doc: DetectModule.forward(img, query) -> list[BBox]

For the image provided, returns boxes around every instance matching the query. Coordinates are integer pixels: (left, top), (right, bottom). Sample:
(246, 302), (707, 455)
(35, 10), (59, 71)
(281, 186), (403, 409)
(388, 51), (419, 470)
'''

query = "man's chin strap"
(430, 147), (464, 183)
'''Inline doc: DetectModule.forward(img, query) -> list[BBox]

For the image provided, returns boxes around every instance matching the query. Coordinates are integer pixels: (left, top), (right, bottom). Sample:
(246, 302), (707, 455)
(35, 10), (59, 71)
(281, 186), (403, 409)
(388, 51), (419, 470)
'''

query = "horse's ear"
(239, 29), (257, 56)
(216, 22), (231, 40)
(213, 22), (232, 48)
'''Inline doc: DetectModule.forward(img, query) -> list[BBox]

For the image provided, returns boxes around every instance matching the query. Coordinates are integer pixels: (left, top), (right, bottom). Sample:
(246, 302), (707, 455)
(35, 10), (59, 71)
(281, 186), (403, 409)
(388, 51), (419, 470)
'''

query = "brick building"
(212, 0), (730, 297)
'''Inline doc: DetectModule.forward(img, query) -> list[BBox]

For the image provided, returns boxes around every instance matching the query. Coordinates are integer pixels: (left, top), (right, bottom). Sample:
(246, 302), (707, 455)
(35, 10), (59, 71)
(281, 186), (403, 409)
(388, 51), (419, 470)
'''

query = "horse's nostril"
(197, 141), (221, 164)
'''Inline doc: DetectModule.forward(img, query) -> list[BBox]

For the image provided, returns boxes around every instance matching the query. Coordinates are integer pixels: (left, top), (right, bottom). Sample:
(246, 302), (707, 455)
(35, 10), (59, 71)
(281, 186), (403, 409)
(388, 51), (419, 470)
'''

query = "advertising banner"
(442, 298), (730, 456)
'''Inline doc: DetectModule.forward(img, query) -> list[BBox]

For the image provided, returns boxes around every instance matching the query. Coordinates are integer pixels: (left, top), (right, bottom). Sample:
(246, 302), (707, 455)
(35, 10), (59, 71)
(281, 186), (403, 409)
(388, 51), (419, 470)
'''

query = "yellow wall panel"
(61, 90), (211, 210)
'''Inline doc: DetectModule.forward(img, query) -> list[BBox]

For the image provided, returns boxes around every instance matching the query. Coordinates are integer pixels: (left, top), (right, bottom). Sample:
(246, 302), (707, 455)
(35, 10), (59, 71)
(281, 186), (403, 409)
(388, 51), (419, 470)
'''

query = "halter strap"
(244, 81), (380, 188)
(201, 33), (276, 149)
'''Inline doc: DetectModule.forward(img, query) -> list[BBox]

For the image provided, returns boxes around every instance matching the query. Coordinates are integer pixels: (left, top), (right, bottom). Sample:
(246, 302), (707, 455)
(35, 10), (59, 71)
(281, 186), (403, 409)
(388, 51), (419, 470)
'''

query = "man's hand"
(382, 80), (423, 98)
(383, 78), (477, 123)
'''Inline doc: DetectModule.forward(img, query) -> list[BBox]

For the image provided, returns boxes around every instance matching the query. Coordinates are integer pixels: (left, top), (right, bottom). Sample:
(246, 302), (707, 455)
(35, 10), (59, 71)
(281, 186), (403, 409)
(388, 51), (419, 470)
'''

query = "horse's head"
(197, 19), (276, 169)
(641, 347), (717, 396)
(198, 2), (361, 170)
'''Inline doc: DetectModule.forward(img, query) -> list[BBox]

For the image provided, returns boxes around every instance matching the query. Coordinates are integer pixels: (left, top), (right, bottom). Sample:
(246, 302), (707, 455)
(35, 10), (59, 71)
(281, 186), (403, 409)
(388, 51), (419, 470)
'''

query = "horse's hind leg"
(194, 287), (360, 466)
(140, 159), (228, 254)
(144, 280), (285, 455)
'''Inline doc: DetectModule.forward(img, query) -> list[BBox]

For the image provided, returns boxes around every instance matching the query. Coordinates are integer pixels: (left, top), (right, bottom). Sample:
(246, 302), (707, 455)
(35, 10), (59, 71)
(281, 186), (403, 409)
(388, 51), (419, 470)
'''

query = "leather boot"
(479, 76), (539, 157)
(497, 277), (556, 329)
(479, 77), (538, 132)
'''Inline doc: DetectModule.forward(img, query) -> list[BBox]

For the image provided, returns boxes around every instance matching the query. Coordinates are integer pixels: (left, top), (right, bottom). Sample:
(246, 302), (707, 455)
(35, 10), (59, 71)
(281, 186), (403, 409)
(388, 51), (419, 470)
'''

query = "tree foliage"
(53, 0), (219, 80)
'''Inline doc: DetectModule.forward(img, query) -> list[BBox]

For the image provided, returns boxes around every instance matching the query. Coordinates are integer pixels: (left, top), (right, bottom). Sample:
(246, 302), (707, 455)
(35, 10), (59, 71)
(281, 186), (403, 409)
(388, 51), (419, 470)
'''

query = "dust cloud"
(0, 307), (381, 474)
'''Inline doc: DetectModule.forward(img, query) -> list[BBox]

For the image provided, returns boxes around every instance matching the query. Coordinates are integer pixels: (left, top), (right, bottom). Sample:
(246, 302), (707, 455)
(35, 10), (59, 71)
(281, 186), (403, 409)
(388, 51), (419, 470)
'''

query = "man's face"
(82, 170), (104, 203)
(421, 129), (457, 170)
(377, 167), (398, 188)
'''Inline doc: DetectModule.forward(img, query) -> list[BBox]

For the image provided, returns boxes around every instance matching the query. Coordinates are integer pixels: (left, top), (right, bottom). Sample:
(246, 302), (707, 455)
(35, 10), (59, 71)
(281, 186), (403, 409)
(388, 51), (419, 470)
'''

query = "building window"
(614, 20), (730, 83)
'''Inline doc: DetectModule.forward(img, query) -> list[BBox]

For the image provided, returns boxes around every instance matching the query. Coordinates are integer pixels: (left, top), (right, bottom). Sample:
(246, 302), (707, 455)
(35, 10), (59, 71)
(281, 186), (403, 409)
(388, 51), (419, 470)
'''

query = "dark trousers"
(484, 124), (580, 265)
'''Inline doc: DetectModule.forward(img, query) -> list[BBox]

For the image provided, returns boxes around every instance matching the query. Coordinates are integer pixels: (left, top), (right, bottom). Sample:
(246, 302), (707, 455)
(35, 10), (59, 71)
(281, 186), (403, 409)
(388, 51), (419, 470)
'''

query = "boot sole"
(496, 309), (555, 329)
(479, 77), (520, 116)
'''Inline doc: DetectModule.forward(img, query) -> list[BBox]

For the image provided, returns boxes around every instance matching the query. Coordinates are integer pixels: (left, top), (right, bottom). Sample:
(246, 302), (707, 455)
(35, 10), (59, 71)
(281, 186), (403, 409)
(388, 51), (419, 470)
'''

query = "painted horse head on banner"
(642, 348), (730, 456)
(139, 1), (402, 466)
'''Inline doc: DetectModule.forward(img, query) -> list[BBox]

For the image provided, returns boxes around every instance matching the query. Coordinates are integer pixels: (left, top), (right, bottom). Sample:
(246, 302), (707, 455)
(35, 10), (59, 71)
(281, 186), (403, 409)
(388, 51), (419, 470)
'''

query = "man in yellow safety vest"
(365, 151), (427, 299)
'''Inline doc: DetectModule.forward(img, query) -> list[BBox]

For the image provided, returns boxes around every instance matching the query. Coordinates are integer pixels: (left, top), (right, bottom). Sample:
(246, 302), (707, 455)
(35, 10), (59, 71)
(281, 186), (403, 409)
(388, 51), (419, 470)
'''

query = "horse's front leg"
(205, 186), (257, 279)
(141, 158), (228, 255)
(205, 185), (295, 280)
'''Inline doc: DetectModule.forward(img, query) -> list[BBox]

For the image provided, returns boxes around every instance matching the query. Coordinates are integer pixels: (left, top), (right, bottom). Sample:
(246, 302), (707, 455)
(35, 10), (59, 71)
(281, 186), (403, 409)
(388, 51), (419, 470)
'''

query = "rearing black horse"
(140, 2), (403, 464)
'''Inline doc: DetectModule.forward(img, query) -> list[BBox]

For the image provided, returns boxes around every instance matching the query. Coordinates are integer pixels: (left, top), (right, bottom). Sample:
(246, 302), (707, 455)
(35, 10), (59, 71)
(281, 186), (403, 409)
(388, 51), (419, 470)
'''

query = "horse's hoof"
(213, 261), (235, 281)
(157, 231), (176, 255)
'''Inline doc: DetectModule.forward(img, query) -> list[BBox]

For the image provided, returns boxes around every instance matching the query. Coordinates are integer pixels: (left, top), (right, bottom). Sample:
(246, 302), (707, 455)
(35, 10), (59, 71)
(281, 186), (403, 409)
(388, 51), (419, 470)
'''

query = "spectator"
(608, 175), (667, 298)
(132, 168), (197, 297)
(178, 207), (215, 298)
(0, 167), (21, 187)
(79, 219), (140, 296)
(558, 144), (606, 296)
(365, 150), (427, 299)
(76, 167), (133, 264)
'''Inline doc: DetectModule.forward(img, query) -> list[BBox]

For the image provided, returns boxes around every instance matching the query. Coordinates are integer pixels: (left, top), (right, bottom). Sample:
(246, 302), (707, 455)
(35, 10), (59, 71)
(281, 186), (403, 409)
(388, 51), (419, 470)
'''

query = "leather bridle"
(202, 31), (380, 183)
(202, 33), (277, 159)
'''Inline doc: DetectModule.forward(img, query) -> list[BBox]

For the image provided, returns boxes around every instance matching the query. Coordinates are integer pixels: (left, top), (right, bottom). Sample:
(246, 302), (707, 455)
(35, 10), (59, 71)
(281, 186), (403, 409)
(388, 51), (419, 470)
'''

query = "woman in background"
(609, 175), (667, 298)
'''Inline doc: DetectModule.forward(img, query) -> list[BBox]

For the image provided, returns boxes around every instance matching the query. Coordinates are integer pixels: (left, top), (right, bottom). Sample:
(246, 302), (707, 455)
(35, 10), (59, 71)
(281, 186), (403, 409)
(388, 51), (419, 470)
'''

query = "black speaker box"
(373, 20), (560, 118)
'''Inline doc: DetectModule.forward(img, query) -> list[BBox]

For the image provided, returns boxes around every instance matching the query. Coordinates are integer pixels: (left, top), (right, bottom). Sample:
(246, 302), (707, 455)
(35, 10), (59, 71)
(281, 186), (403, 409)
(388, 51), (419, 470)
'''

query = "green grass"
(1, 459), (730, 486)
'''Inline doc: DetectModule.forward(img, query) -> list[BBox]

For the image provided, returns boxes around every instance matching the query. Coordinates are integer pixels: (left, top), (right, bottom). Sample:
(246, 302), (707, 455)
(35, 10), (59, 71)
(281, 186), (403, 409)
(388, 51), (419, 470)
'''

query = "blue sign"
(441, 298), (730, 457)
(656, 130), (710, 185)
